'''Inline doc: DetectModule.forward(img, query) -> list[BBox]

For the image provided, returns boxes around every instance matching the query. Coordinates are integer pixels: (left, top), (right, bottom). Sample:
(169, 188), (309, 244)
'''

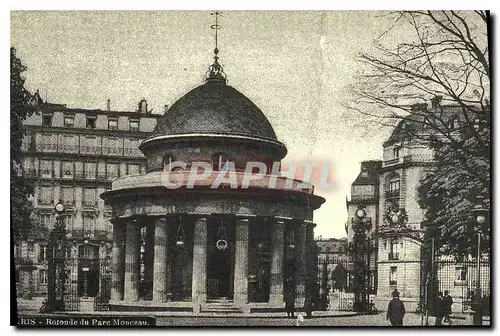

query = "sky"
(10, 11), (400, 239)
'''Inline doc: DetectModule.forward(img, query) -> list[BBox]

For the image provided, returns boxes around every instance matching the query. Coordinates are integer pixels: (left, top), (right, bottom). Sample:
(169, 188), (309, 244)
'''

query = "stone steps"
(201, 298), (243, 314)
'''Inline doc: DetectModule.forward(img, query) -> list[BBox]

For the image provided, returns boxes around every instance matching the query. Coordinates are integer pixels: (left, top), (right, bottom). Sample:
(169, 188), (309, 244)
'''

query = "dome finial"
(206, 11), (226, 83)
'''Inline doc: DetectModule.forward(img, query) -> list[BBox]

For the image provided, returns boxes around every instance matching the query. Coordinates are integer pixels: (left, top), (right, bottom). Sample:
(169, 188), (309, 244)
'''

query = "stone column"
(269, 217), (285, 304)
(234, 217), (250, 306)
(111, 221), (125, 301)
(144, 222), (155, 300)
(153, 218), (168, 302)
(304, 220), (315, 310)
(295, 221), (307, 307)
(191, 216), (208, 313)
(123, 219), (140, 302)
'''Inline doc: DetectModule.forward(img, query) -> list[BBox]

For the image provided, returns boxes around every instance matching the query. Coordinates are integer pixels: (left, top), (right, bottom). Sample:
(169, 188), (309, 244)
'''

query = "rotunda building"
(101, 58), (325, 313)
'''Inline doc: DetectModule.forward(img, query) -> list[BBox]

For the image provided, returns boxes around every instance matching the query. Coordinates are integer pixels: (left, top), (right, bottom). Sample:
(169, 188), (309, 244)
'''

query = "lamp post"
(471, 195), (488, 326)
(350, 207), (371, 313)
(47, 202), (67, 311)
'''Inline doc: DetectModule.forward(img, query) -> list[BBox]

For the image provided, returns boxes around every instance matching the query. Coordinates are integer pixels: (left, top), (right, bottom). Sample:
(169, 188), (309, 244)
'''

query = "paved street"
(156, 313), (485, 327)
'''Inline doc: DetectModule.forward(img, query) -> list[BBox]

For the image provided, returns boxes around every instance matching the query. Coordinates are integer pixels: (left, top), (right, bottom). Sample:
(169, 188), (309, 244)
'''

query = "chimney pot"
(431, 95), (443, 109)
(106, 99), (111, 111)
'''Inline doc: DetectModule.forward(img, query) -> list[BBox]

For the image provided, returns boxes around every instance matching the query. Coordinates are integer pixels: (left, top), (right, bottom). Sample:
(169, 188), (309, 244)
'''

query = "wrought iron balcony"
(389, 280), (397, 286)
(59, 144), (79, 153)
(24, 168), (38, 178)
(80, 146), (102, 155)
(38, 143), (58, 152)
(385, 190), (400, 198)
(65, 229), (111, 241)
(388, 252), (399, 260)
(102, 147), (123, 155)
(82, 200), (98, 207)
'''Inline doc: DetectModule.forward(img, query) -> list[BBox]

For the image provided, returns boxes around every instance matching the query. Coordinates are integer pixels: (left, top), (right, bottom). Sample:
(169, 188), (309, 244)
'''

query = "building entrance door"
(207, 247), (233, 298)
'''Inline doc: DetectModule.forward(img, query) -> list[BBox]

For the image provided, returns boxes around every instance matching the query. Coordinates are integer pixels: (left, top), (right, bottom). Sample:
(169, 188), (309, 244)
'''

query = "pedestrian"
(304, 297), (313, 319)
(434, 291), (444, 326)
(285, 290), (295, 318)
(443, 290), (453, 324)
(386, 289), (405, 326)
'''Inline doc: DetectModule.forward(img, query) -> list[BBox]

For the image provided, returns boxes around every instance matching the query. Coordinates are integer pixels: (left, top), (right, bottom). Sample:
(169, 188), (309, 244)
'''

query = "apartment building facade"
(14, 97), (160, 300)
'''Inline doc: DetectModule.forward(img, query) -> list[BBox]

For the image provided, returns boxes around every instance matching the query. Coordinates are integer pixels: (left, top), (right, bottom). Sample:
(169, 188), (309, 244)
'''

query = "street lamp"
(350, 206), (371, 313)
(46, 201), (67, 311)
(471, 195), (489, 326)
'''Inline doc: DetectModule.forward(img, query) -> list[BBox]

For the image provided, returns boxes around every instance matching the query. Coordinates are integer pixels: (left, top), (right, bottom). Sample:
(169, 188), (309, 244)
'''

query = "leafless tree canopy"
(347, 11), (489, 140)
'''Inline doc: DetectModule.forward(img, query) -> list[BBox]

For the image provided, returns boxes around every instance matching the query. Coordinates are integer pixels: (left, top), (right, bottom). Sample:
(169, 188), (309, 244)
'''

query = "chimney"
(106, 99), (111, 111)
(431, 95), (442, 110)
(164, 105), (169, 113)
(138, 99), (148, 114)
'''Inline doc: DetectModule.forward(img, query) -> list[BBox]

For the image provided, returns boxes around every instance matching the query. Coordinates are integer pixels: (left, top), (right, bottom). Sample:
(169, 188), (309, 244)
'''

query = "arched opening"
(212, 153), (229, 171)
(163, 154), (174, 172)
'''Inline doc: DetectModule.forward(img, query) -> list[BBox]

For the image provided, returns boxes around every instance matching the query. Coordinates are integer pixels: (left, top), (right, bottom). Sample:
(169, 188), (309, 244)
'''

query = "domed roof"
(151, 79), (278, 141)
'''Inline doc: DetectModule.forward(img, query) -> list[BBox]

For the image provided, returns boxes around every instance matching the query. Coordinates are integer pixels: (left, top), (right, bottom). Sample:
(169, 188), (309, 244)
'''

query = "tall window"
(86, 116), (96, 129)
(389, 266), (398, 285)
(163, 155), (174, 172)
(129, 119), (139, 132)
(39, 270), (48, 284)
(42, 114), (53, 127)
(61, 186), (74, 205)
(393, 146), (400, 158)
(64, 214), (75, 232)
(39, 213), (52, 228)
(386, 174), (401, 201)
(64, 115), (74, 128)
(38, 245), (48, 262)
(83, 188), (97, 207)
(39, 186), (53, 205)
(389, 180), (400, 194)
(61, 161), (74, 179)
(108, 137), (120, 155)
(84, 162), (97, 179)
(106, 162), (119, 180)
(108, 118), (118, 131)
(41, 134), (56, 152)
(40, 159), (52, 178)
(127, 163), (141, 175)
(455, 267), (467, 282)
(82, 215), (96, 234)
(389, 239), (399, 260)
(212, 153), (229, 171)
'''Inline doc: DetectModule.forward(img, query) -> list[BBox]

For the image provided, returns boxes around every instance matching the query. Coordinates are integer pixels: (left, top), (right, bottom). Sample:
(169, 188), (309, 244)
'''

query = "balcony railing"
(24, 169), (118, 182)
(80, 146), (102, 155)
(65, 229), (112, 241)
(82, 201), (98, 207)
(24, 168), (38, 178)
(389, 280), (398, 286)
(351, 194), (376, 201)
(34, 143), (143, 157)
(385, 190), (400, 198)
(59, 144), (78, 153)
(388, 252), (399, 260)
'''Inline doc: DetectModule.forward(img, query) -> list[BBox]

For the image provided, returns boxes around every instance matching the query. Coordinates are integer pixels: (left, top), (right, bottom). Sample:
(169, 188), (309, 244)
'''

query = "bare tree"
(347, 11), (490, 258)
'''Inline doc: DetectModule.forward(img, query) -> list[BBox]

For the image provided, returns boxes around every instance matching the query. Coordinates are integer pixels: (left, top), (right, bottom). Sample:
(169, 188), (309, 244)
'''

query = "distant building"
(14, 97), (160, 301)
(346, 100), (490, 312)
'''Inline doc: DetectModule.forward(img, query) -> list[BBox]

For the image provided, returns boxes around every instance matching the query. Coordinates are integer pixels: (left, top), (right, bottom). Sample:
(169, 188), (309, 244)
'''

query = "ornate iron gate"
(435, 257), (490, 314)
(47, 250), (111, 311)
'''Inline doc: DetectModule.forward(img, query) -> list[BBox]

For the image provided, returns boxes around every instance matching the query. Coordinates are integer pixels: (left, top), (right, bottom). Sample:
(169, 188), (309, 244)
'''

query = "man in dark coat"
(434, 292), (444, 325)
(443, 290), (453, 324)
(285, 290), (295, 318)
(386, 289), (405, 326)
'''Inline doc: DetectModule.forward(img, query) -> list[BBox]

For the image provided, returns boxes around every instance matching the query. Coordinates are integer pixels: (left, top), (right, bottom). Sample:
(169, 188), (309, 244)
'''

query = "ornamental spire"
(206, 11), (227, 83)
